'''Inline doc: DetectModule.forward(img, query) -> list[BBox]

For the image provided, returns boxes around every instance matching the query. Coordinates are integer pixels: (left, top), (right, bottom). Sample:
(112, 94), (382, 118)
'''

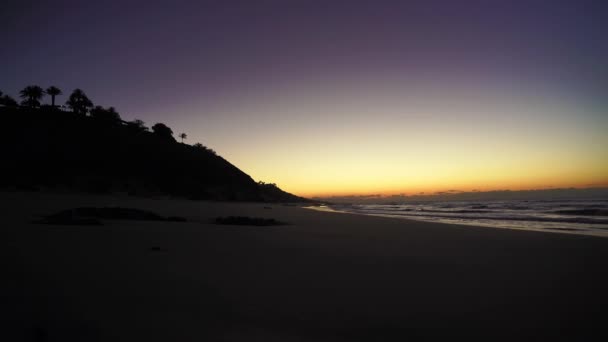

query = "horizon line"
(307, 185), (608, 199)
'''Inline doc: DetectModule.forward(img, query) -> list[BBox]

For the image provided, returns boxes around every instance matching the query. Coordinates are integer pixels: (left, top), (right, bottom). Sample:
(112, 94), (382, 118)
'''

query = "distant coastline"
(313, 187), (608, 204)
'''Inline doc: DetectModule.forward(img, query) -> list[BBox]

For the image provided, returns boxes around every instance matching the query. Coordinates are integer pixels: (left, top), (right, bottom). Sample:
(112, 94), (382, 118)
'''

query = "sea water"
(321, 199), (608, 237)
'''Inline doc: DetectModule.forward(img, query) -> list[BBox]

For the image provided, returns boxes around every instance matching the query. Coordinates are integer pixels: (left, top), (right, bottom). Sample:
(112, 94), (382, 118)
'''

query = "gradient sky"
(2, 0), (607, 197)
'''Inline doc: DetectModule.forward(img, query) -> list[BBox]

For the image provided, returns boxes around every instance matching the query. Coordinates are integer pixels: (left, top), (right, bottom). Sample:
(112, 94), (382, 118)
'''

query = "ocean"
(317, 199), (608, 237)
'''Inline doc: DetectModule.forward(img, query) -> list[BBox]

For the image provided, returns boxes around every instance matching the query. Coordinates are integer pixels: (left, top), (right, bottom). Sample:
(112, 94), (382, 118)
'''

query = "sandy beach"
(2, 192), (607, 341)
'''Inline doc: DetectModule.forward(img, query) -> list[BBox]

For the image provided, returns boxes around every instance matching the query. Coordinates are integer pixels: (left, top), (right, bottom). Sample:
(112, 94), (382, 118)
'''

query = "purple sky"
(3, 1), (606, 115)
(2, 0), (607, 195)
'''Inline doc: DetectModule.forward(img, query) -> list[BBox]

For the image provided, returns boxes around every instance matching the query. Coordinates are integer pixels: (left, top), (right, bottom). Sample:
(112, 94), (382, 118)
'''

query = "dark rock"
(36, 207), (187, 225)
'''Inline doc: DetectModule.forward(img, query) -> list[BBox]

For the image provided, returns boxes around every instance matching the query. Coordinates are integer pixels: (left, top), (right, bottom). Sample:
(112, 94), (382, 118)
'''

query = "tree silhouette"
(19, 85), (45, 108)
(126, 119), (149, 133)
(66, 89), (93, 115)
(0, 94), (18, 107)
(151, 123), (174, 140)
(192, 143), (216, 155)
(179, 133), (187, 143)
(90, 106), (121, 123)
(106, 107), (120, 121)
(46, 86), (62, 107)
(90, 105), (104, 117)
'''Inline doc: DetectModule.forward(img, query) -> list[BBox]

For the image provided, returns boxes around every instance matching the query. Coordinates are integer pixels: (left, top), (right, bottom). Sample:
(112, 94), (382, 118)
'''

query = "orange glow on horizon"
(178, 79), (608, 199)
(244, 154), (608, 198)
(292, 181), (608, 198)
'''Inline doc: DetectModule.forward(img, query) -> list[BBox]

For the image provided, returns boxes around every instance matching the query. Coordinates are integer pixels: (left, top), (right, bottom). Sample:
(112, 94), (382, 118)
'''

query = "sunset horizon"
(2, 1), (608, 341)
(301, 184), (608, 200)
(4, 1), (606, 199)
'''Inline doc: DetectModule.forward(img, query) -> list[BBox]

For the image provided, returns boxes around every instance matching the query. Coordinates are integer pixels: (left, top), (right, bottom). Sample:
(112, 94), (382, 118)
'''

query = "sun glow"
(180, 80), (608, 198)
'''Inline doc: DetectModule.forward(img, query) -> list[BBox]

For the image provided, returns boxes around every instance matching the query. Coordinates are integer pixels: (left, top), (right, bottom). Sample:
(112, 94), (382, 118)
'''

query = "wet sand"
(1, 192), (607, 341)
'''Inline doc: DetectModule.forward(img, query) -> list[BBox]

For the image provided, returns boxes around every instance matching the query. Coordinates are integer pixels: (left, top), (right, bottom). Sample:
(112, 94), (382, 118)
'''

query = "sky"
(2, 0), (607, 197)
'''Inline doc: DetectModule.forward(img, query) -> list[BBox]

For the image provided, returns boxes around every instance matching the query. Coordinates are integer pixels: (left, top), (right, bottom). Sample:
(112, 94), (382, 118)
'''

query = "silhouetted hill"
(0, 106), (308, 202)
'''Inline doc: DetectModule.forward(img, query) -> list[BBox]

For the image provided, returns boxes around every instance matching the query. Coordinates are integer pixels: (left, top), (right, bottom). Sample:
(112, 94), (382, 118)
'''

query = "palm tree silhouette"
(19, 85), (45, 108)
(66, 88), (93, 115)
(179, 133), (187, 143)
(46, 86), (62, 108)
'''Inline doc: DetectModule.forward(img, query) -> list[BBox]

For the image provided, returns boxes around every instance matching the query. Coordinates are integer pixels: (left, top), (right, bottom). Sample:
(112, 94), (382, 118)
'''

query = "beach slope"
(1, 192), (607, 341)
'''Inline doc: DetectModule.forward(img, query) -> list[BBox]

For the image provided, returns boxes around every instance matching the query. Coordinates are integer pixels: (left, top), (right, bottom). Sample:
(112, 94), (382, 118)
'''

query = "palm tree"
(66, 88), (93, 115)
(46, 86), (62, 107)
(179, 133), (187, 143)
(19, 85), (45, 108)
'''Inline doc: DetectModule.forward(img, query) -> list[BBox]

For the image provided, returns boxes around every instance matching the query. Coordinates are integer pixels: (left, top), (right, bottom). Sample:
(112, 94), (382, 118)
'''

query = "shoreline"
(306, 203), (608, 239)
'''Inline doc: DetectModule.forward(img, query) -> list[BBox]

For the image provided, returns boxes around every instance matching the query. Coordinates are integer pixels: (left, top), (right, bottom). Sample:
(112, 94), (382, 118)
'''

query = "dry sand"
(1, 192), (607, 341)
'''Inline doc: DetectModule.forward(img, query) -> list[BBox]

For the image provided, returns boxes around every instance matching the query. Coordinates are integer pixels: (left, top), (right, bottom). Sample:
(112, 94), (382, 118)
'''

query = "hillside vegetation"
(0, 99), (306, 202)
